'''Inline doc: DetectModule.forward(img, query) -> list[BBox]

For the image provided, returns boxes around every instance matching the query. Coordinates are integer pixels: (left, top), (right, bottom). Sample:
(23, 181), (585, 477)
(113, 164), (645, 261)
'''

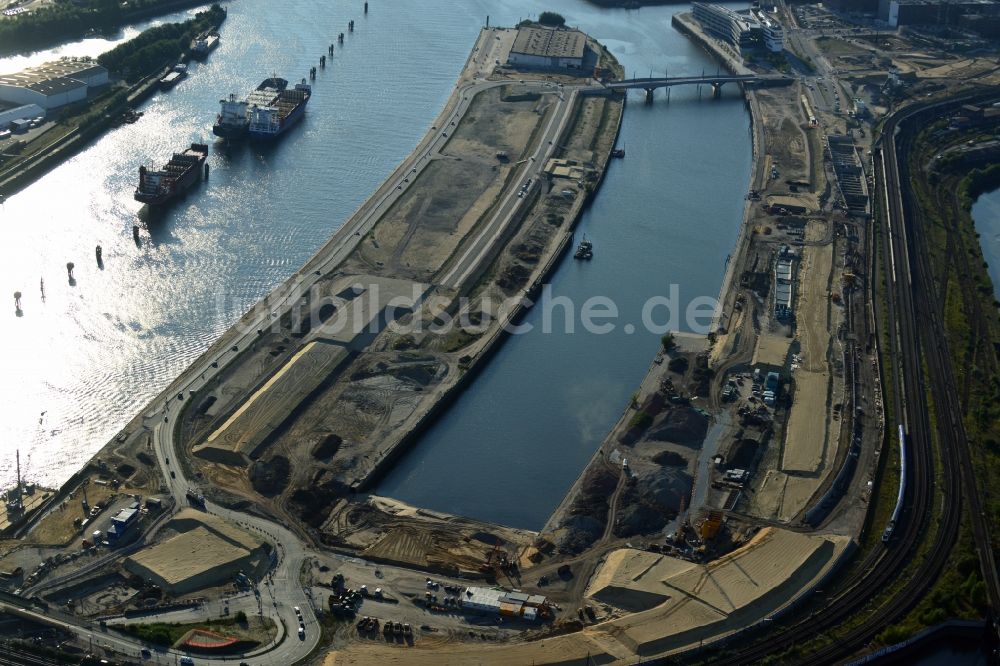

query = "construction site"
(3, 7), (1000, 666)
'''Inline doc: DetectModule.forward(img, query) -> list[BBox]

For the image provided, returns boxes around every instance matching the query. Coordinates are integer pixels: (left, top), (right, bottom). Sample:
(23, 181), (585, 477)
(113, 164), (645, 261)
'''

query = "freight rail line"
(699, 93), (989, 666)
(898, 96), (1000, 624)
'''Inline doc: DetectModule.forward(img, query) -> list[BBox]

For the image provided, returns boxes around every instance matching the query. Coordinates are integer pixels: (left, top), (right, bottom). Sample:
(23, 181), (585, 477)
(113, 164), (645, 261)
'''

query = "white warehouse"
(507, 26), (588, 70)
(0, 58), (109, 111)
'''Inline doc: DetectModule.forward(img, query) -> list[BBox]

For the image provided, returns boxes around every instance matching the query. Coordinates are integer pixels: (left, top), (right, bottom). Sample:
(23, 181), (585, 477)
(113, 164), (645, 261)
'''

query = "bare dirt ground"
(782, 234), (833, 473)
(347, 87), (552, 281)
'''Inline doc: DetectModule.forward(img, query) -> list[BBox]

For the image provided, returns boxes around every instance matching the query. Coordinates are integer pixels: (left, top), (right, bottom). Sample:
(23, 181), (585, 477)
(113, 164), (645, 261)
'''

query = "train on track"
(883, 425), (908, 542)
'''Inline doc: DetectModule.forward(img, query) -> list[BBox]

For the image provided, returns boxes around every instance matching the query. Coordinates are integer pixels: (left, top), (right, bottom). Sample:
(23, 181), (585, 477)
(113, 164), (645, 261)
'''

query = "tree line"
(98, 4), (226, 83)
(0, 0), (215, 56)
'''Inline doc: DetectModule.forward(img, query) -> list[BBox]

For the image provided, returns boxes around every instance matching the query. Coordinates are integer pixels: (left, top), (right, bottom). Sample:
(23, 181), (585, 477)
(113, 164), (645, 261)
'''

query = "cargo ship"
(134, 143), (209, 206)
(190, 31), (219, 59)
(213, 77), (288, 139)
(248, 78), (311, 140)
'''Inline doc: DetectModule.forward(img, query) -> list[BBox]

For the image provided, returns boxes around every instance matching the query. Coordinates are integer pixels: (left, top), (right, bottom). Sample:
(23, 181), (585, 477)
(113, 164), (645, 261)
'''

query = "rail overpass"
(606, 73), (793, 101)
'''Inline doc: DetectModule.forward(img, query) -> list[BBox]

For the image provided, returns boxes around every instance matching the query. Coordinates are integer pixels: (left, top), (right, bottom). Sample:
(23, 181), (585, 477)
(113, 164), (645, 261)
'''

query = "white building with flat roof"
(0, 58), (108, 110)
(692, 3), (784, 54)
(507, 26), (588, 70)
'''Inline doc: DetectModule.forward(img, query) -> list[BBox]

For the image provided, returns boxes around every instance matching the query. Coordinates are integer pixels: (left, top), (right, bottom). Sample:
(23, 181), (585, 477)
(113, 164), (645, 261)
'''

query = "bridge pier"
(644, 88), (654, 104)
(712, 82), (722, 98)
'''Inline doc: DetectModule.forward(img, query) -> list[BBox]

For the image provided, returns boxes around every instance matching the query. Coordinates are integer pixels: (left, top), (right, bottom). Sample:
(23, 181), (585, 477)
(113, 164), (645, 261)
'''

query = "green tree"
(538, 11), (566, 27)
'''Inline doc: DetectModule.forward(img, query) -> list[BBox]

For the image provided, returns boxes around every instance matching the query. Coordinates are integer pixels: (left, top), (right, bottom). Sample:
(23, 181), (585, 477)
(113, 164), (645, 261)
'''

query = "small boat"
(121, 108), (143, 124)
(573, 235), (593, 260)
(611, 148), (625, 158)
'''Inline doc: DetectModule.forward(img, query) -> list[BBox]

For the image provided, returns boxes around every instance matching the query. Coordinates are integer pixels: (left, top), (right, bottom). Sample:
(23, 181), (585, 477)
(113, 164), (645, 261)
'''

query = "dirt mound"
(648, 407), (708, 447)
(725, 438), (761, 469)
(651, 450), (688, 467)
(249, 455), (290, 497)
(497, 263), (531, 293)
(614, 501), (670, 538)
(557, 515), (604, 555)
(291, 477), (351, 527)
(639, 468), (692, 514)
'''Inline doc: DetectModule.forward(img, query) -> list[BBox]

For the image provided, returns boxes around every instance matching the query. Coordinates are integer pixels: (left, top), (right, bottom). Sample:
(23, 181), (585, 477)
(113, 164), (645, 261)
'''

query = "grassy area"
(123, 615), (275, 648)
(814, 36), (867, 58)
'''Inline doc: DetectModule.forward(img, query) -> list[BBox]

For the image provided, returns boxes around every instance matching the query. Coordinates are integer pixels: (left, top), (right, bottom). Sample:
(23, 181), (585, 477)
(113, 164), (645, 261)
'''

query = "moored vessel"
(134, 143), (209, 206)
(191, 31), (219, 59)
(159, 63), (187, 91)
(248, 78), (311, 140)
(213, 77), (290, 139)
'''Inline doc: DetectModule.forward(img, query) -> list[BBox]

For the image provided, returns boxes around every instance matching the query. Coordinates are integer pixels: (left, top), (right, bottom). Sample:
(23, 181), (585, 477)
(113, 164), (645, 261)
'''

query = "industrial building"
(107, 503), (141, 541)
(123, 510), (271, 596)
(774, 249), (796, 320)
(0, 102), (43, 130)
(507, 26), (589, 70)
(0, 58), (108, 111)
(692, 3), (785, 53)
(461, 586), (547, 620)
(877, 0), (1000, 27)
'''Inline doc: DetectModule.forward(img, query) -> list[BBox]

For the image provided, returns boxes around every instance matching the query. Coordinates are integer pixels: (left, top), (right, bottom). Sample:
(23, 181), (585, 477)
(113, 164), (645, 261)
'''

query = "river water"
(973, 188), (1000, 301)
(0, 0), (751, 531)
(377, 3), (752, 528)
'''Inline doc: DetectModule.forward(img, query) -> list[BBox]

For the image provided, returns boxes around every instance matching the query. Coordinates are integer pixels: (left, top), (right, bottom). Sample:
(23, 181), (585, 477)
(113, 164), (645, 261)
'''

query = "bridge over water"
(606, 73), (793, 101)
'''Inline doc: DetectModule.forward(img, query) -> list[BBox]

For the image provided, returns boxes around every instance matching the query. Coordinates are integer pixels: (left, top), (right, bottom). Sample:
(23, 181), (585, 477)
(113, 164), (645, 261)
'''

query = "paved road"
(439, 84), (580, 288)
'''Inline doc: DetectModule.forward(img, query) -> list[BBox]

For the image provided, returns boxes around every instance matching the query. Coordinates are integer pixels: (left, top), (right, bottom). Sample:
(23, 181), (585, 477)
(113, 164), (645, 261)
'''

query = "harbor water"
(0, 0), (751, 531)
(973, 187), (1000, 301)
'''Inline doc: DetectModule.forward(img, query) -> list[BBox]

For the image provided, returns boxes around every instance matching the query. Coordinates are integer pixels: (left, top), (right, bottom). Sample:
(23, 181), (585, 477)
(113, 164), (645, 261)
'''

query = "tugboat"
(573, 235), (593, 260)
(134, 143), (209, 206)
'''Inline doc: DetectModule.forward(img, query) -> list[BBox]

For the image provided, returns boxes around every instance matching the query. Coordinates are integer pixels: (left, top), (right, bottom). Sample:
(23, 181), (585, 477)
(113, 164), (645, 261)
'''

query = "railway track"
(693, 92), (997, 665)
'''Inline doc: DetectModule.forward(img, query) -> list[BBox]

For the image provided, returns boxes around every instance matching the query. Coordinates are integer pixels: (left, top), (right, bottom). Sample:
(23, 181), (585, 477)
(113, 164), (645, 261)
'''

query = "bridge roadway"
(605, 73), (792, 91)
